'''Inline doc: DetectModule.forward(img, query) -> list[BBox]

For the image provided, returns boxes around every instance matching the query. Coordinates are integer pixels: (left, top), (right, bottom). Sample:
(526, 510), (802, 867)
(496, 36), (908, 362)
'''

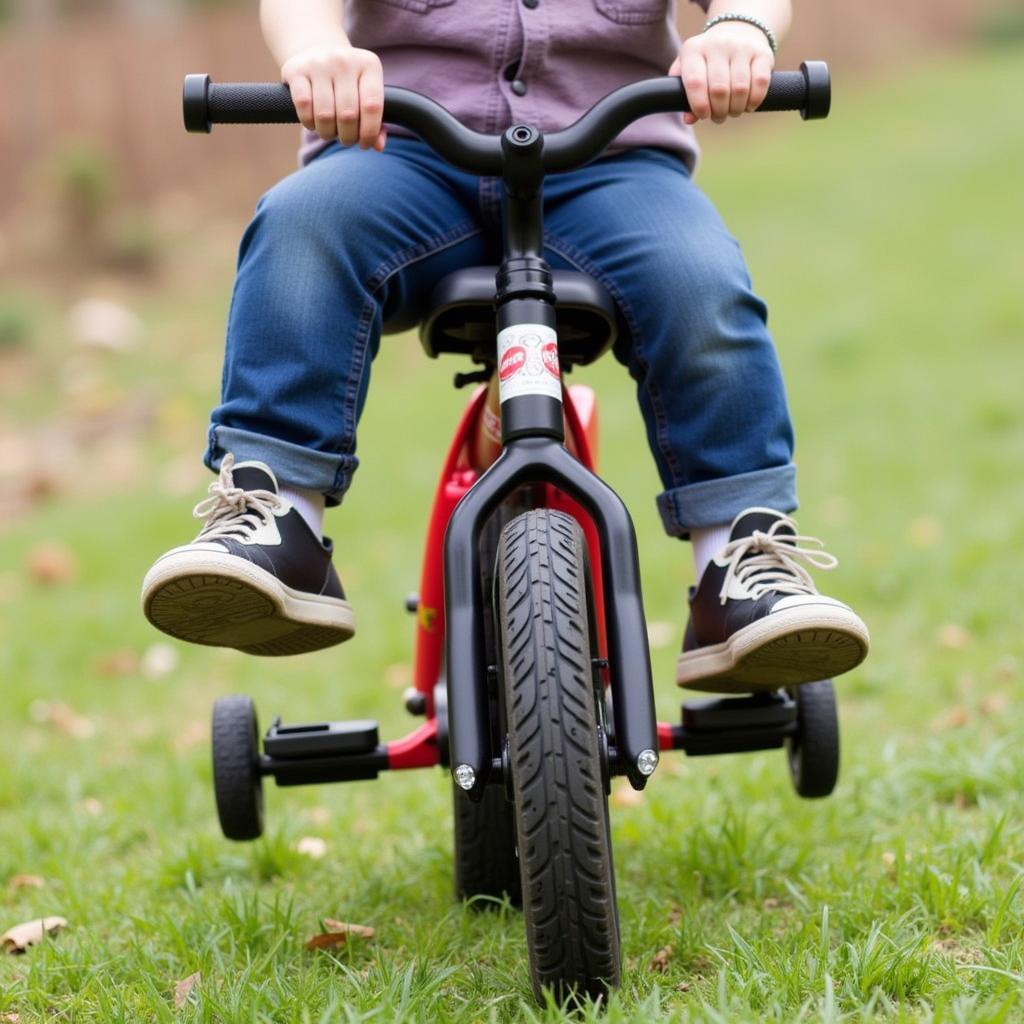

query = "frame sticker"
(497, 324), (562, 404)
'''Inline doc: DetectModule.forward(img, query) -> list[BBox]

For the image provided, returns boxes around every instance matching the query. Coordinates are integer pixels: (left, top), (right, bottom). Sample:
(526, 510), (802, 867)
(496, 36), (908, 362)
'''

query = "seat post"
(495, 125), (564, 444)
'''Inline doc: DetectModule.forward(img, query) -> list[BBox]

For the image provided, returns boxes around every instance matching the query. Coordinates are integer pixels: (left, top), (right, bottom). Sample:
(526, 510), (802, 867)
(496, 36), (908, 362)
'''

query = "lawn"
(1, 43), (1023, 1022)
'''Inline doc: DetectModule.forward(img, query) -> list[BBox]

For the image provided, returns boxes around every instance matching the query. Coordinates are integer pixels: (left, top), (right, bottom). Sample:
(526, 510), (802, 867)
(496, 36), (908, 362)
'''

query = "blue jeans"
(207, 137), (796, 537)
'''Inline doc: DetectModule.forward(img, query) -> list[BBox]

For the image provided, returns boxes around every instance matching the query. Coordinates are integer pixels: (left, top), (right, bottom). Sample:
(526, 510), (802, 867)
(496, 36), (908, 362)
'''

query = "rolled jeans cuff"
(205, 425), (355, 506)
(656, 464), (798, 539)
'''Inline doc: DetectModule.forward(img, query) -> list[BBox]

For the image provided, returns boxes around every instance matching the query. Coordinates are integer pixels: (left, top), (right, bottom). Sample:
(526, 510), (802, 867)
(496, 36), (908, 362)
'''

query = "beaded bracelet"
(703, 12), (778, 53)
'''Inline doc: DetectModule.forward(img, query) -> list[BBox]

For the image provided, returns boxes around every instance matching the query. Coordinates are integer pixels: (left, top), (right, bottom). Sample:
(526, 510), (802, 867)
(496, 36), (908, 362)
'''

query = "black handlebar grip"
(183, 74), (297, 133)
(753, 63), (829, 118)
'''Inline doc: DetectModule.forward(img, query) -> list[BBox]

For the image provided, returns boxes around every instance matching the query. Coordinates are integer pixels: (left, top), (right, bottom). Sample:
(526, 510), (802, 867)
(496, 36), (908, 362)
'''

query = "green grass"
(2, 45), (1024, 1022)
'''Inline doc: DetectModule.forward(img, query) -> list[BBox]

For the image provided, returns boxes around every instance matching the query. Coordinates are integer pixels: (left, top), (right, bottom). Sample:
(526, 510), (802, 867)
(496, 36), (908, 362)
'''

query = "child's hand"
(281, 45), (386, 150)
(670, 22), (775, 125)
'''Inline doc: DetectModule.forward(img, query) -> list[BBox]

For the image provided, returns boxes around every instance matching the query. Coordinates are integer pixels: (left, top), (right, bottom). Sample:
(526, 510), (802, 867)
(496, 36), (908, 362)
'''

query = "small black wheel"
(453, 785), (522, 907)
(212, 695), (264, 840)
(497, 509), (620, 1002)
(786, 679), (839, 798)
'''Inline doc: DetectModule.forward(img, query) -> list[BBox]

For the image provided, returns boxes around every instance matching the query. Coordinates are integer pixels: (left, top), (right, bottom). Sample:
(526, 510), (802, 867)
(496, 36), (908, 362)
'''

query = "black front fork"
(442, 125), (659, 800)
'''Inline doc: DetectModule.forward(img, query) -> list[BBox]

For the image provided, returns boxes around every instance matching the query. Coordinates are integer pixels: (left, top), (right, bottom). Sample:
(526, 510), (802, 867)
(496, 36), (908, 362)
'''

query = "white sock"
(280, 485), (326, 539)
(691, 523), (732, 583)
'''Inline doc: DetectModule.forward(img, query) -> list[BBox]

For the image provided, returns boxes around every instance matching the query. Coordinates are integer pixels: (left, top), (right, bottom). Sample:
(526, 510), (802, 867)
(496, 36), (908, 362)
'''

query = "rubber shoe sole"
(676, 603), (869, 694)
(142, 549), (355, 656)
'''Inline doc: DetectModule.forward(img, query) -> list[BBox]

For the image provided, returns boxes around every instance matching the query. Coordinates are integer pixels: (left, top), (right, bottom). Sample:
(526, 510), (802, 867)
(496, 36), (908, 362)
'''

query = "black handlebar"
(183, 61), (829, 175)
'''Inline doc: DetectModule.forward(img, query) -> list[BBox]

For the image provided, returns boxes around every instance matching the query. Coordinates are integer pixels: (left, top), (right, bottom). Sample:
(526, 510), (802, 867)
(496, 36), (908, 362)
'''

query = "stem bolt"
(454, 763), (476, 791)
(637, 748), (659, 776)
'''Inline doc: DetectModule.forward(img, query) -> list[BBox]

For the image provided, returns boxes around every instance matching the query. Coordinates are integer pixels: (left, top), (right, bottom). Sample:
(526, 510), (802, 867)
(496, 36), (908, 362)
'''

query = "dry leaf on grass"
(6, 875), (44, 892)
(931, 706), (970, 732)
(25, 542), (77, 586)
(93, 648), (139, 679)
(305, 919), (375, 950)
(28, 700), (95, 740)
(649, 945), (673, 972)
(980, 693), (1008, 716)
(2, 917), (67, 954)
(173, 972), (201, 1010)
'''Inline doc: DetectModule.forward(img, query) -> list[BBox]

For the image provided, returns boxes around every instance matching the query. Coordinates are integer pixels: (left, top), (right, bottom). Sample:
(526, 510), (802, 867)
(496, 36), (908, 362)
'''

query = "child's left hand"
(670, 21), (775, 125)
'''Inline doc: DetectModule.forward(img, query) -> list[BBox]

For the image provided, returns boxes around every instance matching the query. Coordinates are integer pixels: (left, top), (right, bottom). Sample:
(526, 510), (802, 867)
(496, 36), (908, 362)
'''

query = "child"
(142, 0), (869, 691)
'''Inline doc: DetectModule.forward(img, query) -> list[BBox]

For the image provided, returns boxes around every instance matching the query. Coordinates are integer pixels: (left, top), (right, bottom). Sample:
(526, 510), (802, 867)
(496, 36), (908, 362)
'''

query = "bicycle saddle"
(412, 266), (618, 369)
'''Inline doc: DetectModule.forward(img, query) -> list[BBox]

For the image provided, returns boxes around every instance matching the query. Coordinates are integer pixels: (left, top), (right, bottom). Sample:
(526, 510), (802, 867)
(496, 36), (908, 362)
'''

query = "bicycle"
(184, 62), (840, 1002)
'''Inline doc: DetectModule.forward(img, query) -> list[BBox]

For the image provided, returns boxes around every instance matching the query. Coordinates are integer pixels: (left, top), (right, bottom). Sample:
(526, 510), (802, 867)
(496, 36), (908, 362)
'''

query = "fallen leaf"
(676, 981), (690, 993)
(93, 648), (139, 679)
(173, 971), (201, 1010)
(2, 917), (67, 954)
(931, 706), (970, 732)
(6, 875), (44, 891)
(28, 701), (95, 740)
(980, 693), (1008, 716)
(649, 945), (673, 972)
(937, 624), (971, 650)
(141, 643), (178, 680)
(305, 919), (375, 950)
(25, 542), (77, 586)
(296, 837), (327, 859)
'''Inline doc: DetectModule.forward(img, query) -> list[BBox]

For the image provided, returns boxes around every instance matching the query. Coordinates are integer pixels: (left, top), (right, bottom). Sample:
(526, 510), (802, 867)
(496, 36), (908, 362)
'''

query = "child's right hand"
(280, 45), (386, 150)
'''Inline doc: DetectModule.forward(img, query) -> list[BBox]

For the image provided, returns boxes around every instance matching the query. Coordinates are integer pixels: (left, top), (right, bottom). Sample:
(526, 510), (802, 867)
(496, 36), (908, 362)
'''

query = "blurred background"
(1, 1), (1023, 1019)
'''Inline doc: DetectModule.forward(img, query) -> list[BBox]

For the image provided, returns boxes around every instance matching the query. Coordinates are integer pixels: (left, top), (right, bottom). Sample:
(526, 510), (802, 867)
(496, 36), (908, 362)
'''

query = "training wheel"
(212, 695), (265, 840)
(785, 679), (839, 798)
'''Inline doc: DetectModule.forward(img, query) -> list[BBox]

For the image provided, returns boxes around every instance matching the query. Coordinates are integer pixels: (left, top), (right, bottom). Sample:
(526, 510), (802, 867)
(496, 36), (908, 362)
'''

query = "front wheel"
(496, 509), (619, 1002)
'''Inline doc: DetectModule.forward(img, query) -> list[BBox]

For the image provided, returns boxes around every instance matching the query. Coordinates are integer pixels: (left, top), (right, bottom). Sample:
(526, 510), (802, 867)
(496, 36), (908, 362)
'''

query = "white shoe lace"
(192, 453), (285, 540)
(717, 515), (838, 606)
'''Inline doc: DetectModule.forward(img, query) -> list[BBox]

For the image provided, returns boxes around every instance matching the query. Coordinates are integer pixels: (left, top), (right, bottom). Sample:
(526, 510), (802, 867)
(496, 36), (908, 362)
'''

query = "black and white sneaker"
(141, 454), (355, 656)
(676, 508), (869, 693)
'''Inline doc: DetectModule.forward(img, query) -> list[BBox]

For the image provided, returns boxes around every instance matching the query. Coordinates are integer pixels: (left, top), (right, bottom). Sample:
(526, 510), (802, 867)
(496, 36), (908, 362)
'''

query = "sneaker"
(676, 508), (868, 693)
(141, 454), (355, 656)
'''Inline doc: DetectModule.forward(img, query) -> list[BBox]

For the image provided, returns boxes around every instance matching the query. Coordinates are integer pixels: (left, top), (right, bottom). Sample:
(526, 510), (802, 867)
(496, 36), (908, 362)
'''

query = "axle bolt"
(454, 764), (476, 791)
(636, 748), (659, 777)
